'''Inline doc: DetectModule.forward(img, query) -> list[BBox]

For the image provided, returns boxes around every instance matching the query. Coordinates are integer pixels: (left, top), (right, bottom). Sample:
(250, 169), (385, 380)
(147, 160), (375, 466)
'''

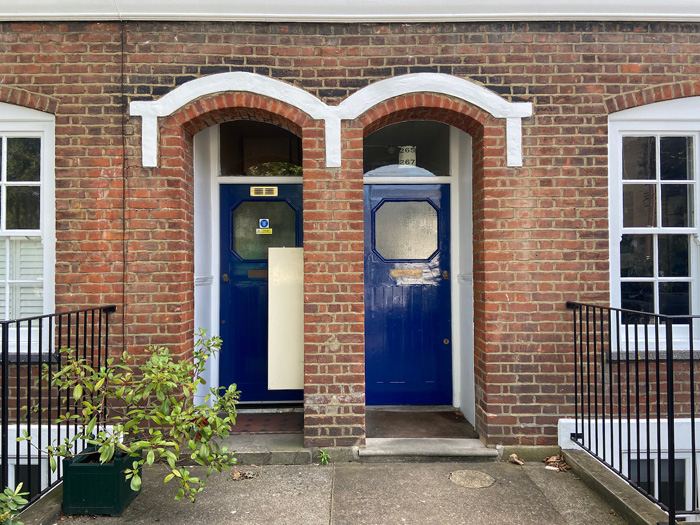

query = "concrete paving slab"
(23, 459), (630, 525)
(522, 463), (626, 525)
(331, 462), (571, 525)
(65, 464), (333, 525)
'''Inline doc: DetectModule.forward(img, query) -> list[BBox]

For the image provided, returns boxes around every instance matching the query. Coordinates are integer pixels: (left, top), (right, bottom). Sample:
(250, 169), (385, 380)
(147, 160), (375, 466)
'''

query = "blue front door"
(364, 184), (452, 405)
(219, 184), (303, 402)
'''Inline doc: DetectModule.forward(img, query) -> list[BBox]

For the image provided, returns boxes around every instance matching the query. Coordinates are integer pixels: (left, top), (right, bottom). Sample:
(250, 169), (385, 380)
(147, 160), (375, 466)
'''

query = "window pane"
(621, 282), (654, 314)
(9, 283), (43, 319)
(220, 121), (302, 177)
(660, 136), (693, 181)
(623, 184), (656, 227)
(659, 282), (690, 317)
(374, 200), (438, 260)
(232, 200), (297, 260)
(10, 238), (42, 280)
(364, 121), (450, 177)
(7, 138), (40, 182)
(661, 184), (692, 227)
(659, 235), (688, 278)
(658, 459), (686, 510)
(6, 186), (40, 229)
(620, 235), (653, 277)
(629, 460), (654, 495)
(623, 136), (656, 180)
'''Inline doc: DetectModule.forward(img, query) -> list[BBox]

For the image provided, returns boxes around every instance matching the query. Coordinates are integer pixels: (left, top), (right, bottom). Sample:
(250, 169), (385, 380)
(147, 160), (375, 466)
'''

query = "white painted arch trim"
(3, 0), (700, 22)
(129, 72), (532, 168)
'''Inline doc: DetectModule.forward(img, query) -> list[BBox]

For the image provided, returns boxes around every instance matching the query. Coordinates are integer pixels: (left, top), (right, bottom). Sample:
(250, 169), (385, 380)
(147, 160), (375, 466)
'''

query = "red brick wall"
(2, 20), (700, 445)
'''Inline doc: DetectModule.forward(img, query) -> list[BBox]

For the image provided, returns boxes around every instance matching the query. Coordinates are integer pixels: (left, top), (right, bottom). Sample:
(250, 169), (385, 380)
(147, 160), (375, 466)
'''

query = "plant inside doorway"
(20, 329), (240, 513)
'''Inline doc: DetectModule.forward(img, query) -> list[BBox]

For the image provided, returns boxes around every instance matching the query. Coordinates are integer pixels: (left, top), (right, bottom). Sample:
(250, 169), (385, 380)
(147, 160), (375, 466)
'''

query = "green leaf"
(164, 473), (175, 484)
(147, 449), (155, 466)
(85, 416), (97, 437)
(130, 473), (142, 492)
(49, 456), (57, 472)
(72, 384), (83, 401)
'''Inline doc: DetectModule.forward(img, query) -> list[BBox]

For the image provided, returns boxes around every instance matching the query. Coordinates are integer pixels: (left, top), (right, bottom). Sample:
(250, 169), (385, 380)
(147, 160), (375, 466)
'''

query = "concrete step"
(357, 438), (499, 462)
(220, 434), (499, 465)
(221, 433), (313, 465)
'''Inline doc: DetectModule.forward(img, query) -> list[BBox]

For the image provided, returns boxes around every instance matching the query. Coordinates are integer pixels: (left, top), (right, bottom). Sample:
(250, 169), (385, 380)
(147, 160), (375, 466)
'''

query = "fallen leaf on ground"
(542, 454), (571, 472)
(508, 453), (524, 465)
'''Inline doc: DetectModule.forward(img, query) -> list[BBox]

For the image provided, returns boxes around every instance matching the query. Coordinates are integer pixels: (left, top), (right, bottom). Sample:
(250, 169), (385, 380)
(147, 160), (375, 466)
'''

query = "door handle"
(222, 273), (229, 283)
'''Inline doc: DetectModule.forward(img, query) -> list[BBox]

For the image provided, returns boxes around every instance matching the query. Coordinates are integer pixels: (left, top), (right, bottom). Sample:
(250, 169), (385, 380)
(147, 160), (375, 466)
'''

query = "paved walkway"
(64, 460), (627, 525)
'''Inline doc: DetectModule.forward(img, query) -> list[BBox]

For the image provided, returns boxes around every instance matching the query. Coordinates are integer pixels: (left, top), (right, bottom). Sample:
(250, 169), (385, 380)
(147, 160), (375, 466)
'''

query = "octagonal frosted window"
(374, 200), (438, 260)
(232, 201), (296, 260)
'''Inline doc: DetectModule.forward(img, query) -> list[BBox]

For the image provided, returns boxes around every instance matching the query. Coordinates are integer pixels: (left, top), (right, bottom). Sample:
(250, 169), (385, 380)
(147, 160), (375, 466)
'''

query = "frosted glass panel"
(232, 201), (296, 260)
(375, 201), (437, 260)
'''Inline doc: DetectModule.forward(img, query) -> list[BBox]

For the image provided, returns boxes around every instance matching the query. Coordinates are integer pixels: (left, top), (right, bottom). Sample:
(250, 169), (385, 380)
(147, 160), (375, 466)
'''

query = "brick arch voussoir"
(359, 94), (491, 138)
(0, 86), (59, 114)
(171, 93), (308, 138)
(605, 81), (700, 114)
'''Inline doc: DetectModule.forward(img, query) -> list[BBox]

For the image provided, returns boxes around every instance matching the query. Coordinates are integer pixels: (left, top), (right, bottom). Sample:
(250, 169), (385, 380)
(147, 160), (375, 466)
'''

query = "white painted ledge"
(129, 72), (532, 169)
(2, 0), (700, 22)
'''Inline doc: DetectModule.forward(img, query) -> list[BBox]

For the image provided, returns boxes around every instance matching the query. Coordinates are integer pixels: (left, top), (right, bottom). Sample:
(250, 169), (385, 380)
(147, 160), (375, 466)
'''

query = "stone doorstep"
(357, 438), (500, 463)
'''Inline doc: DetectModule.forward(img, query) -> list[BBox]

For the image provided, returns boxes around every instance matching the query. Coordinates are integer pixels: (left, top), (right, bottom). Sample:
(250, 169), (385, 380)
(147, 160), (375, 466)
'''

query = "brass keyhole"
(222, 273), (229, 283)
(442, 270), (449, 280)
(443, 338), (450, 345)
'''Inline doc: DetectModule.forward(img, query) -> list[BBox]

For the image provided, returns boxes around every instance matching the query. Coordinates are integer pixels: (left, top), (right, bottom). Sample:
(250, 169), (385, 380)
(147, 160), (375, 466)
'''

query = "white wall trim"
(129, 72), (329, 168)
(3, 0), (700, 22)
(129, 72), (532, 169)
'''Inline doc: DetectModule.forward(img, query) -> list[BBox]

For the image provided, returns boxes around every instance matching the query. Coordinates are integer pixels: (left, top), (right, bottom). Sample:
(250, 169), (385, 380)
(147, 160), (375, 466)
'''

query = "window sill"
(0, 353), (58, 364)
(609, 349), (700, 362)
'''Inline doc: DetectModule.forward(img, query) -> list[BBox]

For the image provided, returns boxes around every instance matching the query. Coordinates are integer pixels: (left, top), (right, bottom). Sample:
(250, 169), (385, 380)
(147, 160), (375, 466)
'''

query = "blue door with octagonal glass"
(219, 184), (303, 402)
(364, 184), (452, 405)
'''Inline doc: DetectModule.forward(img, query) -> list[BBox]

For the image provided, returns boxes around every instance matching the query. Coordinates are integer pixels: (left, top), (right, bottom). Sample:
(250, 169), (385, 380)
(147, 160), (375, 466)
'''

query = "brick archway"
(348, 93), (513, 444)
(605, 80), (700, 114)
(126, 93), (321, 361)
(0, 86), (59, 114)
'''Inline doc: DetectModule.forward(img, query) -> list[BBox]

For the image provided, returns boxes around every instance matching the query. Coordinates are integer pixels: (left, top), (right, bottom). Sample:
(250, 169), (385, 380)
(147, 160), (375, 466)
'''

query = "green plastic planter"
(62, 446), (141, 516)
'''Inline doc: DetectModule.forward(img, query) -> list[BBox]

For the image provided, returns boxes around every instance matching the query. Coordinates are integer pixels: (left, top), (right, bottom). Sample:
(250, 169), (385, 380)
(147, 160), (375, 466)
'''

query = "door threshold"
(367, 405), (457, 412)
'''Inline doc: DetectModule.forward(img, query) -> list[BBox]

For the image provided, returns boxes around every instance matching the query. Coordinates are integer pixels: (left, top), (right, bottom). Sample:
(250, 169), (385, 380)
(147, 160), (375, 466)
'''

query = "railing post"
(1, 321), (8, 491)
(663, 318), (676, 525)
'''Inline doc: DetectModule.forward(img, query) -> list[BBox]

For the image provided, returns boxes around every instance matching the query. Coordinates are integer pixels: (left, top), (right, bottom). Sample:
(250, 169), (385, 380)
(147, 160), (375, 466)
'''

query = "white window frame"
(609, 97), (700, 354)
(0, 103), (55, 347)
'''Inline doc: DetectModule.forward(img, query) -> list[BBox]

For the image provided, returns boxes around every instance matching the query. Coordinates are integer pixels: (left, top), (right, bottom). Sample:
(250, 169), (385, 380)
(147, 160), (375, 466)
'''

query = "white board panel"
(268, 247), (304, 390)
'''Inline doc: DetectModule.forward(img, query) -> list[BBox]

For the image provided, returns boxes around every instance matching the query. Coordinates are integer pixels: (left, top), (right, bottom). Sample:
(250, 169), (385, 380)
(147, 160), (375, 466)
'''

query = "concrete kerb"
(563, 449), (669, 525)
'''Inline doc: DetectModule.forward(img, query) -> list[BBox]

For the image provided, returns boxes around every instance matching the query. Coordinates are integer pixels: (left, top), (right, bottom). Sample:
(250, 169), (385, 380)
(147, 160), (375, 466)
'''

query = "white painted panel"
(3, 0), (700, 22)
(268, 247), (303, 390)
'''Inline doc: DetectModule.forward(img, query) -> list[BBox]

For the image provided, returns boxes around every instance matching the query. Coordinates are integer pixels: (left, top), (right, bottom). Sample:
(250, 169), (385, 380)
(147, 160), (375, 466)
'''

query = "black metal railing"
(0, 305), (116, 504)
(567, 301), (699, 525)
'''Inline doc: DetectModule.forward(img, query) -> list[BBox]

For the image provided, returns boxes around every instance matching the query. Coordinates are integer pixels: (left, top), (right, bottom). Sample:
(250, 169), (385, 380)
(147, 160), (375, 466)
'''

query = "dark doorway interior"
(366, 406), (478, 439)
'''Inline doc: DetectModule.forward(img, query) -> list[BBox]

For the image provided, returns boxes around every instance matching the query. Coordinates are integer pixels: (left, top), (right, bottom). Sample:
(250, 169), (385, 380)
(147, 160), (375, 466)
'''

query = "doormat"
(366, 409), (479, 439)
(230, 412), (303, 434)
